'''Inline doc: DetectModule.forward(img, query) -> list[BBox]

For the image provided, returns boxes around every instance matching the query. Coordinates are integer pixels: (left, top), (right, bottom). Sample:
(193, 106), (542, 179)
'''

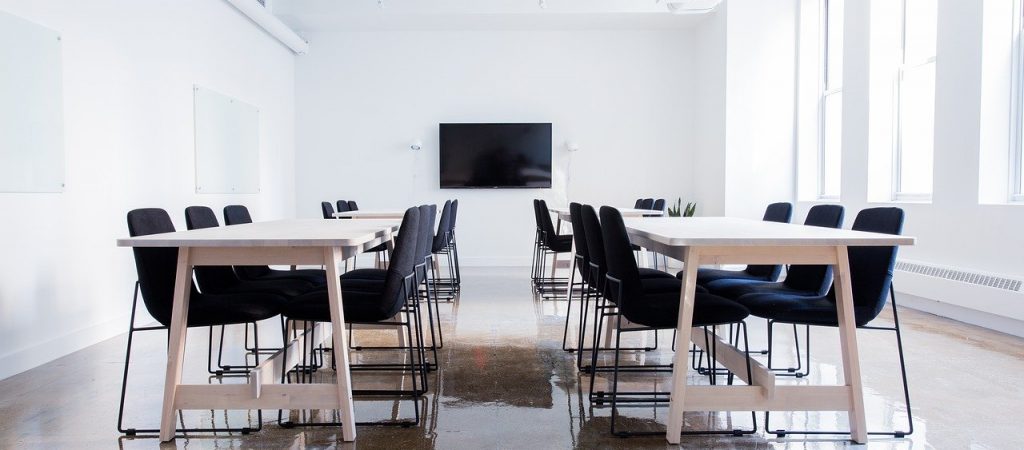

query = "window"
(818, 0), (844, 199)
(892, 0), (937, 201)
(1013, 0), (1024, 202)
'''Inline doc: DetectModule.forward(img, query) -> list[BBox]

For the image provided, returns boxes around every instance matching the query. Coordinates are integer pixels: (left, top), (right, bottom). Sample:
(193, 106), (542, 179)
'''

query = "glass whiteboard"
(0, 11), (65, 193)
(193, 85), (260, 193)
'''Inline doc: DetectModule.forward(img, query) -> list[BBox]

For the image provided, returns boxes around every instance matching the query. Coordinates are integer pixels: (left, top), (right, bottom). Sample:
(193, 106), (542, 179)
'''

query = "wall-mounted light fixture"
(410, 140), (423, 151)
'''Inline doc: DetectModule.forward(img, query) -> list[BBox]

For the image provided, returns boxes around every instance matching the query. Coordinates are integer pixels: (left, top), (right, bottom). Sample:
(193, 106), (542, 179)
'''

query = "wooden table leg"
(666, 247), (699, 444)
(833, 246), (868, 443)
(325, 247), (357, 441)
(159, 247), (193, 442)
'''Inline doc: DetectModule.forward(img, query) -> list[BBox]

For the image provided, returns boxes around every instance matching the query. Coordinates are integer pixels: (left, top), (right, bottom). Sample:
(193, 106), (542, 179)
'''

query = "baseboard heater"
(893, 258), (1024, 323)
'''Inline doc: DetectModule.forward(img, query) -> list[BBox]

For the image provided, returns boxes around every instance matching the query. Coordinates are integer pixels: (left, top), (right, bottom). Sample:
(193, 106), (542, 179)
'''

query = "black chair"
(704, 204), (844, 376)
(185, 206), (315, 375)
(737, 207), (912, 438)
(682, 202), (794, 285)
(532, 199), (572, 299)
(321, 201), (335, 219)
(579, 204), (678, 376)
(651, 198), (666, 212)
(597, 206), (756, 437)
(448, 199), (461, 289)
(223, 205), (327, 287)
(639, 198), (654, 210)
(279, 207), (426, 426)
(118, 208), (285, 436)
(336, 200), (351, 214)
(431, 200), (459, 300)
(348, 200), (359, 211)
(413, 204), (442, 366)
(633, 199), (643, 208)
(561, 203), (590, 352)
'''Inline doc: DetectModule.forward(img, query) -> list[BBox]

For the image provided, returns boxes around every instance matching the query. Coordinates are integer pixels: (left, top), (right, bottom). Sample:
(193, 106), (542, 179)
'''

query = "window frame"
(891, 0), (937, 202)
(1011, 0), (1024, 202)
(817, 0), (842, 200)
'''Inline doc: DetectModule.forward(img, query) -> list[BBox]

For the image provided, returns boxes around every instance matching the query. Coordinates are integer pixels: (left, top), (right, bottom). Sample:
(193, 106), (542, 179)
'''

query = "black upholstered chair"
(431, 200), (459, 300)
(702, 204), (844, 376)
(448, 199), (461, 289)
(633, 199), (643, 208)
(651, 198), (666, 212)
(411, 204), (442, 367)
(118, 208), (285, 436)
(738, 207), (912, 437)
(532, 199), (572, 299)
(184, 206), (314, 298)
(639, 198), (654, 210)
(223, 205), (327, 287)
(336, 200), (351, 214)
(185, 206), (314, 375)
(578, 204), (681, 376)
(321, 201), (336, 219)
(561, 203), (590, 352)
(279, 207), (426, 426)
(681, 202), (794, 285)
(597, 206), (755, 437)
(348, 200), (359, 211)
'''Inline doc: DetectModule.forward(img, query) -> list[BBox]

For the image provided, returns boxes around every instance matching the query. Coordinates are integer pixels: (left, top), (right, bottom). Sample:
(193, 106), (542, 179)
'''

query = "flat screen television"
(439, 123), (552, 189)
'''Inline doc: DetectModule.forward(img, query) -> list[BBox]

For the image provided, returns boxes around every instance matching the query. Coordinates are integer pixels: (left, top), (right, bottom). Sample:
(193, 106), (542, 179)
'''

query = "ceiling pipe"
(224, 0), (309, 54)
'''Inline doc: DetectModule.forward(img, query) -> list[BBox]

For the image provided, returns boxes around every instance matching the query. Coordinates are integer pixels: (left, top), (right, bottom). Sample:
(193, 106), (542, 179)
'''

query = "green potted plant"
(667, 198), (697, 217)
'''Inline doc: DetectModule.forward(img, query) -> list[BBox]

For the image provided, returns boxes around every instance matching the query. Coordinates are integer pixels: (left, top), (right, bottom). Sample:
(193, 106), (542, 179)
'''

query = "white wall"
(295, 30), (696, 265)
(0, 0), (297, 380)
(692, 9), (728, 216)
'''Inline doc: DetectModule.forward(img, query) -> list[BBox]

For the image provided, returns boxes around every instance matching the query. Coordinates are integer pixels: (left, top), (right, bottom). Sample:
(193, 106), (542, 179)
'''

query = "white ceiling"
(270, 0), (715, 32)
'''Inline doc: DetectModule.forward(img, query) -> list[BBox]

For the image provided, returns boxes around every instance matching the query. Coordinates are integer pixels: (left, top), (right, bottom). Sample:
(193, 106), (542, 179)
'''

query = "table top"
(549, 206), (664, 218)
(332, 210), (406, 219)
(117, 219), (400, 248)
(624, 217), (915, 247)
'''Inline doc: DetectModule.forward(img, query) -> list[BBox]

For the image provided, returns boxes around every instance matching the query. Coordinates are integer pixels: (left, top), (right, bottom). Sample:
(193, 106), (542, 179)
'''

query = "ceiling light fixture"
(658, 0), (722, 14)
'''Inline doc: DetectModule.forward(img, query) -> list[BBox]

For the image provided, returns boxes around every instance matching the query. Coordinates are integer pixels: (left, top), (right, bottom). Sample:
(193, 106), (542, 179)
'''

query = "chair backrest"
(223, 205), (252, 226)
(336, 200), (351, 213)
(416, 204), (437, 262)
(783, 204), (845, 294)
(535, 199), (559, 245)
(580, 204), (607, 290)
(348, 200), (359, 211)
(831, 207), (905, 325)
(184, 206), (239, 293)
(433, 200), (453, 253)
(633, 199), (643, 209)
(450, 199), (459, 230)
(640, 198), (654, 210)
(321, 201), (335, 219)
(532, 199), (544, 232)
(599, 206), (644, 312)
(745, 202), (795, 280)
(568, 203), (590, 282)
(652, 199), (666, 211)
(377, 207), (420, 318)
(127, 208), (198, 326)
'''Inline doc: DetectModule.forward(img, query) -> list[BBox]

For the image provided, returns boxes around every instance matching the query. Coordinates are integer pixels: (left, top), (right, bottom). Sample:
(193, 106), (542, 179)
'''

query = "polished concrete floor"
(1, 266), (1022, 449)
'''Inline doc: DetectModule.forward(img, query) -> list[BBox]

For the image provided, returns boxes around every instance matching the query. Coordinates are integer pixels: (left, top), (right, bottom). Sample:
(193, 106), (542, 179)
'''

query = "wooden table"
(117, 218), (401, 442)
(623, 217), (914, 444)
(332, 210), (406, 219)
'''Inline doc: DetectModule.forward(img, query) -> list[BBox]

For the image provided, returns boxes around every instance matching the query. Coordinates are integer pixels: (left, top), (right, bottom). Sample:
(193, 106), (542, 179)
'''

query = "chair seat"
(640, 277), (709, 294)
(342, 268), (388, 280)
(207, 278), (316, 298)
(545, 235), (572, 252)
(737, 292), (876, 327)
(622, 290), (749, 329)
(252, 268), (327, 287)
(683, 267), (773, 285)
(639, 268), (677, 280)
(282, 283), (396, 323)
(705, 279), (818, 301)
(187, 292), (286, 327)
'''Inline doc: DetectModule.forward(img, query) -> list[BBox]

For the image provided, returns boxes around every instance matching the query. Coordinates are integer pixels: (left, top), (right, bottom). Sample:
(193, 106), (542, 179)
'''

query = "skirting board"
(0, 313), (129, 382)
(898, 292), (1024, 339)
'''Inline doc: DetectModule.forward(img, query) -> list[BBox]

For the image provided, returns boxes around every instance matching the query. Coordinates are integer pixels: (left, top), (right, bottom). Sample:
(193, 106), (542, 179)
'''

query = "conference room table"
(623, 216), (915, 444)
(117, 218), (401, 443)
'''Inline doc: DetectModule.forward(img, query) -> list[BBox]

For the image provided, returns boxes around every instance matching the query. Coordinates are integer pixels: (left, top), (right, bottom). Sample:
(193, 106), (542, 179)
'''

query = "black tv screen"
(439, 123), (552, 189)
